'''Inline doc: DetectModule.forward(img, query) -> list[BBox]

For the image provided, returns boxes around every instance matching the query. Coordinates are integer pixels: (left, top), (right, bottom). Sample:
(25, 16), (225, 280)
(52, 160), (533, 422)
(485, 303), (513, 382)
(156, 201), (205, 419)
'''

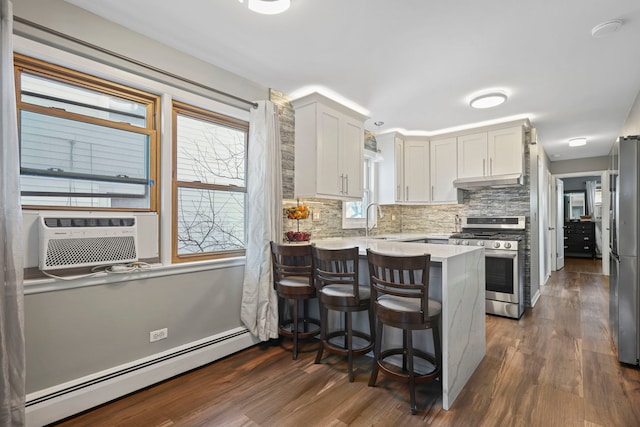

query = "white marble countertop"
(311, 236), (482, 262)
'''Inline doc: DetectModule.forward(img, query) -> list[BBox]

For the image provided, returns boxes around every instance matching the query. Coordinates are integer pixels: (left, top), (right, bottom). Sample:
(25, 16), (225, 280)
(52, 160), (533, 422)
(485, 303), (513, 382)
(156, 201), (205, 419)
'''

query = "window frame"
(171, 100), (249, 263)
(342, 153), (376, 229)
(14, 53), (161, 212)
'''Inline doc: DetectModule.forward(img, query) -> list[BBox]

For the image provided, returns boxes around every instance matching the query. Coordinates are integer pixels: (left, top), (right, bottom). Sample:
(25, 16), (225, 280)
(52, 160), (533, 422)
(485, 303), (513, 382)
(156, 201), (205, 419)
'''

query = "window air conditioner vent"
(39, 215), (138, 270)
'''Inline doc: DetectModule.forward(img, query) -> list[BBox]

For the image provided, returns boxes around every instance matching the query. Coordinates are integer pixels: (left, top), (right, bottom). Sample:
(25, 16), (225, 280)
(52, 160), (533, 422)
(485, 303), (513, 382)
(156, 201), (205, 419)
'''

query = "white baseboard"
(530, 289), (541, 307)
(25, 327), (259, 427)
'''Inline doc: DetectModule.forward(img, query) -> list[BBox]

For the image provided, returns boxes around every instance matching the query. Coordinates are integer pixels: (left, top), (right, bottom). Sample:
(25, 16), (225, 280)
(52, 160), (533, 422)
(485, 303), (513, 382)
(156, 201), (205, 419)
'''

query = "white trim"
(25, 327), (259, 427)
(24, 256), (245, 295)
(530, 289), (541, 307)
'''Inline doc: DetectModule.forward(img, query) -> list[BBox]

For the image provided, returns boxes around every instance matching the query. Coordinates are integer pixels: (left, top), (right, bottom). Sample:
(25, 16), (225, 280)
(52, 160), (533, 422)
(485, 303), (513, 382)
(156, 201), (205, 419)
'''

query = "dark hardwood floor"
(54, 258), (640, 426)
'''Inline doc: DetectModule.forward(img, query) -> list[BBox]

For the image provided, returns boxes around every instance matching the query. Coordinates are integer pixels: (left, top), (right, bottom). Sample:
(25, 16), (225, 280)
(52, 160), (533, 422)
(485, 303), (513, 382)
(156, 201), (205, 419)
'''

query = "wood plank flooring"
(54, 258), (640, 426)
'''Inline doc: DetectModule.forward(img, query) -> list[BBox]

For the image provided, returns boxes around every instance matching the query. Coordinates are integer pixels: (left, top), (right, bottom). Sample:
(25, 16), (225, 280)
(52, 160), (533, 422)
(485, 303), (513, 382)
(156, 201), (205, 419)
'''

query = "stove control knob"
(493, 242), (501, 249)
(477, 241), (485, 246)
(452, 239), (459, 245)
(462, 241), (469, 246)
(504, 242), (512, 249)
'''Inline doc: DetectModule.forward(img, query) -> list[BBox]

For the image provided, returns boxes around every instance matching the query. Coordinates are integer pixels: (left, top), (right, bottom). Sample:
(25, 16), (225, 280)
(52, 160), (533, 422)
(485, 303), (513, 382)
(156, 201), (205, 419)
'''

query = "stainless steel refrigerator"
(609, 135), (640, 366)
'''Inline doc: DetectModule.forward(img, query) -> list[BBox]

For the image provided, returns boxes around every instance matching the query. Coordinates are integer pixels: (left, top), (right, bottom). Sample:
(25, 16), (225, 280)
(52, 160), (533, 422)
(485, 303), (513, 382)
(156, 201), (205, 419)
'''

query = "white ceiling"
(65, 0), (640, 161)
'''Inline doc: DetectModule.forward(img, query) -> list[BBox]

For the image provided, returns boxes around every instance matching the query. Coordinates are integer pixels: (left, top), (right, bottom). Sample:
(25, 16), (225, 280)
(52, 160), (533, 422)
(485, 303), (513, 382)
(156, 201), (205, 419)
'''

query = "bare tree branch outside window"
(175, 111), (247, 256)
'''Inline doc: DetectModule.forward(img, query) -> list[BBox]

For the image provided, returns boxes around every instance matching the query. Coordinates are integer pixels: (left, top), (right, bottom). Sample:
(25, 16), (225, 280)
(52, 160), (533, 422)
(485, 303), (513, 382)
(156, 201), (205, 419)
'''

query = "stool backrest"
(270, 242), (313, 285)
(311, 246), (361, 303)
(366, 249), (431, 321)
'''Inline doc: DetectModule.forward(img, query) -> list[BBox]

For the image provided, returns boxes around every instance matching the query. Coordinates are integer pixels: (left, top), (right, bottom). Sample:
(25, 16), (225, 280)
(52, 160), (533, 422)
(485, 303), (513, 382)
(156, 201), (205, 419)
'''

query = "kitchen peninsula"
(312, 236), (485, 410)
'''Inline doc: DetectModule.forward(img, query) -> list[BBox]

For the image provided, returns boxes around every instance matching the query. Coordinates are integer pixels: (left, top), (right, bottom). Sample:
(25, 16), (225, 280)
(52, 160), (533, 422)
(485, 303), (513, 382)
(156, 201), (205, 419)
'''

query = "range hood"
(453, 173), (523, 190)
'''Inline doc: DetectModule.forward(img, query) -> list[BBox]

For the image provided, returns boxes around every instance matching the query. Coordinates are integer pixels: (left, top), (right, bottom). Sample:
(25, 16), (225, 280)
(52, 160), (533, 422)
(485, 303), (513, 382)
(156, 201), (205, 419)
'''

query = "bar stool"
(270, 242), (320, 360)
(366, 249), (442, 415)
(311, 246), (374, 382)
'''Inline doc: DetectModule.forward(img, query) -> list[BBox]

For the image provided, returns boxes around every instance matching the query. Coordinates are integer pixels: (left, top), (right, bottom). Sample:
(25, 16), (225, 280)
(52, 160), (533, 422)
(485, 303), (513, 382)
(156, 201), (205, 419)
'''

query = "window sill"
(24, 256), (246, 295)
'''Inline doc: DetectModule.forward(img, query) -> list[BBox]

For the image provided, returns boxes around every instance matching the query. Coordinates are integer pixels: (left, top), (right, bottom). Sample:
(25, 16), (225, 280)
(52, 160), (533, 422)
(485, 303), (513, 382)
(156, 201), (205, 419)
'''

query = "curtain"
(240, 101), (282, 341)
(585, 180), (601, 256)
(0, 0), (26, 425)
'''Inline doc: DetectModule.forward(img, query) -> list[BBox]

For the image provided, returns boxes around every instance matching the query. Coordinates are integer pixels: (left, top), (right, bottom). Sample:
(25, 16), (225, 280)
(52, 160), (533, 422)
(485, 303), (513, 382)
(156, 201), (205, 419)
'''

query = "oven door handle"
(486, 250), (518, 259)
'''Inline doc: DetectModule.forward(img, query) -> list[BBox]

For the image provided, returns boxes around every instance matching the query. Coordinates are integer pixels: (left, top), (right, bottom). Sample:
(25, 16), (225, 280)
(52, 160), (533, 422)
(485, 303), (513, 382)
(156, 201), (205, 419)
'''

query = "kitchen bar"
(312, 236), (485, 410)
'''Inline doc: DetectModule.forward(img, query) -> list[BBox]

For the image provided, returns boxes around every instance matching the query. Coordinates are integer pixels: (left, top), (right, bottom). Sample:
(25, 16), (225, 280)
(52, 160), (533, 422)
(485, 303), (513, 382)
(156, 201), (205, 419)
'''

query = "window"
(342, 155), (375, 229)
(14, 54), (160, 210)
(172, 101), (249, 262)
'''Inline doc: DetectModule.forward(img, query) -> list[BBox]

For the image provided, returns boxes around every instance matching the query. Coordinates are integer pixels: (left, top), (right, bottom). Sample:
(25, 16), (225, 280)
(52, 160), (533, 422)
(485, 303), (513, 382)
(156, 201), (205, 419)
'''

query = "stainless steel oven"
(449, 216), (525, 319)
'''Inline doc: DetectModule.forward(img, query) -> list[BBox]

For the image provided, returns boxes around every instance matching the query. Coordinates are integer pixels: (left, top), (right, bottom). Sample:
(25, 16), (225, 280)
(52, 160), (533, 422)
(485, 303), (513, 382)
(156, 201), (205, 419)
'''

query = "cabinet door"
(430, 137), (458, 202)
(403, 139), (430, 202)
(488, 126), (523, 176)
(341, 117), (364, 198)
(317, 106), (341, 196)
(457, 132), (488, 178)
(395, 138), (404, 201)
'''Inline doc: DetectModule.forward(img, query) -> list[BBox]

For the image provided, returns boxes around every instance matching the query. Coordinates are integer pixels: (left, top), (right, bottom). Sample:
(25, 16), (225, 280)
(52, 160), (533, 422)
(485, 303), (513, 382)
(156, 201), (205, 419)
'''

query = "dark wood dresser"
(564, 221), (596, 258)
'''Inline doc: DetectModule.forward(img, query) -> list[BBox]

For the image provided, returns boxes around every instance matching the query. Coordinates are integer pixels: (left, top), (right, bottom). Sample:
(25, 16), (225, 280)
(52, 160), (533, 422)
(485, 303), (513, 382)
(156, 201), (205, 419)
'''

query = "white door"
(549, 171), (557, 271)
(556, 178), (565, 270)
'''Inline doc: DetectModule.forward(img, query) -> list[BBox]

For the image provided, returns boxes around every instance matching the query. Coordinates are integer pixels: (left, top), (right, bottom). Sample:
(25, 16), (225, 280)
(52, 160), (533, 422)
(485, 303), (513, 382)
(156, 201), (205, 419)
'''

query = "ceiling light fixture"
(569, 137), (587, 147)
(591, 19), (623, 38)
(239, 0), (290, 15)
(469, 92), (507, 109)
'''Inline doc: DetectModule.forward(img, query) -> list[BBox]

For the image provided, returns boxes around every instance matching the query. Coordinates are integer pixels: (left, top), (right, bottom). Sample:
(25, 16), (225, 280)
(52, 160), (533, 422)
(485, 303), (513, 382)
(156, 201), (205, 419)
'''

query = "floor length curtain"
(0, 0), (26, 425)
(585, 180), (601, 256)
(240, 101), (282, 341)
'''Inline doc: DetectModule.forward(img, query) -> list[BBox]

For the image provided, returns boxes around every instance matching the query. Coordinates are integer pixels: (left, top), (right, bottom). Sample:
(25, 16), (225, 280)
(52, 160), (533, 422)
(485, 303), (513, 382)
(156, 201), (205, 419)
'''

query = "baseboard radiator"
(26, 327), (259, 427)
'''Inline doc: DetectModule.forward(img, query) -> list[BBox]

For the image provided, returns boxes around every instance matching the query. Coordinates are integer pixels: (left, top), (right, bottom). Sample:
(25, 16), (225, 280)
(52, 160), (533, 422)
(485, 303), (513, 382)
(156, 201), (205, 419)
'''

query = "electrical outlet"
(149, 328), (168, 342)
(313, 211), (321, 220)
(391, 214), (397, 221)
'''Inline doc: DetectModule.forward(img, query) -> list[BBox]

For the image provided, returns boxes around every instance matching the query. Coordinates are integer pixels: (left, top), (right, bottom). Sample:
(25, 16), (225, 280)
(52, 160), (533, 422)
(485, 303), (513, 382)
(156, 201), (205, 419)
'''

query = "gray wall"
(562, 176), (600, 192)
(15, 0), (267, 394)
(549, 156), (609, 175)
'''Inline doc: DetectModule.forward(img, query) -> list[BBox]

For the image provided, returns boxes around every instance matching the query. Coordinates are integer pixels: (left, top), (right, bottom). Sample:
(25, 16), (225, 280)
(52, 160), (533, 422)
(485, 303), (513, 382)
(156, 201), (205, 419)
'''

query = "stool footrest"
(322, 330), (374, 356)
(376, 347), (440, 383)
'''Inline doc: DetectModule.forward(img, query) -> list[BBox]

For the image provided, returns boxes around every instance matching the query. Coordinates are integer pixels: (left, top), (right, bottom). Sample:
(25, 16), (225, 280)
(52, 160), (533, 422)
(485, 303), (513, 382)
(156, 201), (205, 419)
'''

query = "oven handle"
(486, 250), (518, 259)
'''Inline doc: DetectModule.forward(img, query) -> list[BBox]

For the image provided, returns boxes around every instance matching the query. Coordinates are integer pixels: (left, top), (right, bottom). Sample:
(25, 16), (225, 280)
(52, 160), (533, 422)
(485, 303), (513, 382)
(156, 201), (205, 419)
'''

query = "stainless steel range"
(449, 216), (525, 319)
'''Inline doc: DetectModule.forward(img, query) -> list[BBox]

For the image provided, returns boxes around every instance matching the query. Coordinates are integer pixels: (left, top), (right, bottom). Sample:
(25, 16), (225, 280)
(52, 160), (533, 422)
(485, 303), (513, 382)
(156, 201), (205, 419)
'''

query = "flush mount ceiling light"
(569, 137), (587, 147)
(239, 0), (290, 15)
(469, 92), (507, 109)
(591, 19), (623, 38)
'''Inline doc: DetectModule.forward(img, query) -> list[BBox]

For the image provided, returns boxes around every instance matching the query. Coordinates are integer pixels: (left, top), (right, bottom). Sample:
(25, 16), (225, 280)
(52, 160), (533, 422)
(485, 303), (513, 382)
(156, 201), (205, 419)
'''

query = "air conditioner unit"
(39, 215), (138, 270)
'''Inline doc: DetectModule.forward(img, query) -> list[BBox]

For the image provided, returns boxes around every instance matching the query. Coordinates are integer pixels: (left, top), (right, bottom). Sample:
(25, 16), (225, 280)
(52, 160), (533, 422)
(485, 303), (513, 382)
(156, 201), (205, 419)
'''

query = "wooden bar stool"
(311, 246), (374, 382)
(366, 249), (442, 415)
(270, 242), (320, 359)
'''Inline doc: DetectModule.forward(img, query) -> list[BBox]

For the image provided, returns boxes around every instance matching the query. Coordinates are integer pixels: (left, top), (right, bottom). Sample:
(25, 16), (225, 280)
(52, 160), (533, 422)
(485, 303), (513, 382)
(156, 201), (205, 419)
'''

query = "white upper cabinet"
(430, 136), (461, 203)
(403, 138), (430, 203)
(292, 93), (367, 200)
(457, 125), (523, 178)
(488, 126), (524, 176)
(457, 132), (489, 178)
(377, 132), (404, 204)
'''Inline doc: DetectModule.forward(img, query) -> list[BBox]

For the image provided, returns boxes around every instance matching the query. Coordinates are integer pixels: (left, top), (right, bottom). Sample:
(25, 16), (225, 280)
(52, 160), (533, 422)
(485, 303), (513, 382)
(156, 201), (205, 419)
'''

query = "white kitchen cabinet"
(403, 138), (430, 203)
(292, 93), (367, 199)
(376, 132), (404, 204)
(457, 126), (523, 178)
(487, 126), (524, 176)
(430, 136), (462, 203)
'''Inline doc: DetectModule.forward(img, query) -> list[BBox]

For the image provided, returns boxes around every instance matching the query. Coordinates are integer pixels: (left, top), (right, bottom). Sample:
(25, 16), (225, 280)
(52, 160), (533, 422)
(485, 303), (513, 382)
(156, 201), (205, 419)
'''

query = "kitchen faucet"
(365, 202), (384, 239)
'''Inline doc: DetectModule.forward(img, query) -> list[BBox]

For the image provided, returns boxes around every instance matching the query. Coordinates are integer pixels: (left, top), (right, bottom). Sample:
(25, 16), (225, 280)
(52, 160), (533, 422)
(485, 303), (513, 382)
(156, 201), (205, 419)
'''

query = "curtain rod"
(13, 16), (259, 110)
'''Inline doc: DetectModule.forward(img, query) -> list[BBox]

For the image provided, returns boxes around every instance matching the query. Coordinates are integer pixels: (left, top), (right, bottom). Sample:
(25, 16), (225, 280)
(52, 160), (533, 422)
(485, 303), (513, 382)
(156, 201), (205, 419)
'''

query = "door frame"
(551, 170), (609, 275)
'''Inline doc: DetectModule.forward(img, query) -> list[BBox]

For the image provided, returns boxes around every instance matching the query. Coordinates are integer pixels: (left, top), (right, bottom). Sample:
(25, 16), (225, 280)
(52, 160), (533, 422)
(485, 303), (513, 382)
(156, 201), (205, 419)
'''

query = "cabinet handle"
(431, 185), (434, 200)
(397, 185), (401, 200)
(483, 159), (486, 176)
(406, 186), (409, 200)
(490, 158), (493, 175)
(339, 174), (344, 194)
(345, 174), (349, 195)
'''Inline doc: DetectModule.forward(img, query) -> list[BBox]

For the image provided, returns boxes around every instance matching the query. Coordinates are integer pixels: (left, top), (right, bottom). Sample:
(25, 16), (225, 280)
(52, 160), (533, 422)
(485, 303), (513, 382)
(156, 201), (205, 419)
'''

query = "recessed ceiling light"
(569, 137), (587, 147)
(239, 0), (290, 15)
(591, 20), (623, 38)
(469, 92), (507, 109)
